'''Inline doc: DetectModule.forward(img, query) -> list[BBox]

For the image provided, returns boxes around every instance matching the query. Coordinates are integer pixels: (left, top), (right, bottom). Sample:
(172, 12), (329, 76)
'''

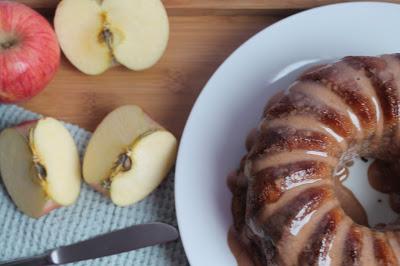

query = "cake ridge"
(231, 53), (400, 265)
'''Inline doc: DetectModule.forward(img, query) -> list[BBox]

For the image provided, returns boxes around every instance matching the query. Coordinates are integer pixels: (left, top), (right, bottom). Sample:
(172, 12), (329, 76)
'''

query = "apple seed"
(118, 153), (132, 171)
(101, 152), (132, 190)
(34, 162), (47, 181)
(112, 152), (133, 173)
(100, 130), (161, 190)
(28, 127), (48, 183)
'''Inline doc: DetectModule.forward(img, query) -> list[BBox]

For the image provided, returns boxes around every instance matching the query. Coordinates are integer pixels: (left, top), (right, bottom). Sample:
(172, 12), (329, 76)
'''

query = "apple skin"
(42, 200), (61, 216)
(0, 1), (60, 103)
(14, 120), (38, 135)
(91, 183), (109, 197)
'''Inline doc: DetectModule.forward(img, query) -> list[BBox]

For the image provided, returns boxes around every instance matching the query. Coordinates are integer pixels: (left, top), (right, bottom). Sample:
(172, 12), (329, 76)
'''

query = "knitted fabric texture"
(0, 104), (188, 265)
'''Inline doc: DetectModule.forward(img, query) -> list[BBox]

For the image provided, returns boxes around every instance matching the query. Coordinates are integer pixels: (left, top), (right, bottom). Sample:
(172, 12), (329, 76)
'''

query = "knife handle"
(0, 255), (53, 266)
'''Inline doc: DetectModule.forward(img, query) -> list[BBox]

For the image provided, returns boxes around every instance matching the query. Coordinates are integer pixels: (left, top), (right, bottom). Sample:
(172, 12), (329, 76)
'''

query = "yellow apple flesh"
(0, 118), (81, 218)
(54, 0), (169, 75)
(83, 105), (177, 206)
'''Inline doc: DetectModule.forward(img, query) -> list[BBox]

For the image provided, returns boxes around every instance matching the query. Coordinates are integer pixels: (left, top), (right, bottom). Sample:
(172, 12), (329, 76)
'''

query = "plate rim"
(174, 1), (399, 264)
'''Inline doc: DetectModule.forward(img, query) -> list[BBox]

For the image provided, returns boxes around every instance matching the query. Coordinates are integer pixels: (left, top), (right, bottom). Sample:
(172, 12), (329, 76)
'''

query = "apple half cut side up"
(83, 105), (177, 206)
(54, 0), (169, 75)
(0, 118), (81, 218)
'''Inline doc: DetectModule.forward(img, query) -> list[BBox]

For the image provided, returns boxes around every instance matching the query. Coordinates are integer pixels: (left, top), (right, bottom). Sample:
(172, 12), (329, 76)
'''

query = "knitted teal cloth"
(0, 104), (188, 265)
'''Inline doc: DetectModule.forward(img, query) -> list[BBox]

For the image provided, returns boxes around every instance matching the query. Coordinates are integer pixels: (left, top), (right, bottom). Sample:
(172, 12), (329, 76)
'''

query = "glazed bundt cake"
(230, 54), (400, 265)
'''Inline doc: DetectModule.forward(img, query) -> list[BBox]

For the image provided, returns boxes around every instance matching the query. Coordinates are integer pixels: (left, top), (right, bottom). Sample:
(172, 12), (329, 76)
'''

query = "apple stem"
(102, 179), (112, 190)
(0, 40), (16, 50)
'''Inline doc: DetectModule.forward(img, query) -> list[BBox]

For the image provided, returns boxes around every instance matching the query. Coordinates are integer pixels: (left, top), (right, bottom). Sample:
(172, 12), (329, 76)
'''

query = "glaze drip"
(229, 54), (400, 265)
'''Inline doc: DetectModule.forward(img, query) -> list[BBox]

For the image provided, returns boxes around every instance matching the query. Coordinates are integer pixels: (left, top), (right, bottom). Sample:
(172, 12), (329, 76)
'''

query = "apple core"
(98, 27), (113, 50)
(28, 127), (49, 193)
(54, 0), (169, 74)
(33, 162), (47, 181)
(101, 152), (133, 190)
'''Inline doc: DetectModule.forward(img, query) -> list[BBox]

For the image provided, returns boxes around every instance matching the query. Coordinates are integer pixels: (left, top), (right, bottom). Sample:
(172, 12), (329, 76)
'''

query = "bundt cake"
(229, 54), (400, 265)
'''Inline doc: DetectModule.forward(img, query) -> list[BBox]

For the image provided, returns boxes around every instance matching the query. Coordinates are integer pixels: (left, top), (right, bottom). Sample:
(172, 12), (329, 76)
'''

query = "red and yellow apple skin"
(0, 1), (60, 103)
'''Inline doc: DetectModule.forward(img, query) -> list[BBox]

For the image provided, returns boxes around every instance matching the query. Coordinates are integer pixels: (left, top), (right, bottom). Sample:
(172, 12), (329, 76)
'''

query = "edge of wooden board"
(20, 0), (399, 15)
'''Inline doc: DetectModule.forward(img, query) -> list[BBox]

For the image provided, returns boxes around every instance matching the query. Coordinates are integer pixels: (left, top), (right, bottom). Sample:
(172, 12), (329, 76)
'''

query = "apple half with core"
(0, 1), (60, 103)
(54, 0), (169, 75)
(0, 118), (81, 218)
(83, 105), (177, 206)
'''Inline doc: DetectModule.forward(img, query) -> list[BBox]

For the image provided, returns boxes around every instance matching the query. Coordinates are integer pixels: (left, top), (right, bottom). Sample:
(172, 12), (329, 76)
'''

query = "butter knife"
(0, 222), (179, 266)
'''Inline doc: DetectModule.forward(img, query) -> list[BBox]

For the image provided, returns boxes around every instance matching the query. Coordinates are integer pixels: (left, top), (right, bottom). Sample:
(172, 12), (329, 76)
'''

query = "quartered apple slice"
(0, 118), (81, 218)
(83, 105), (177, 206)
(54, 0), (169, 75)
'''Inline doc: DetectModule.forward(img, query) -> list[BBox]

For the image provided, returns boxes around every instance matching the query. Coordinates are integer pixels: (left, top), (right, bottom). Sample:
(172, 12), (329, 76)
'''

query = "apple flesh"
(83, 105), (177, 206)
(54, 0), (169, 75)
(0, 1), (60, 103)
(0, 118), (81, 218)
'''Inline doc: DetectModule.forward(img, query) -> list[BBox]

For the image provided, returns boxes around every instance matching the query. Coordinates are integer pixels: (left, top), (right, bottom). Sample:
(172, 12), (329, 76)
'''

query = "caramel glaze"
(229, 54), (400, 266)
(368, 159), (400, 213)
(228, 163), (368, 265)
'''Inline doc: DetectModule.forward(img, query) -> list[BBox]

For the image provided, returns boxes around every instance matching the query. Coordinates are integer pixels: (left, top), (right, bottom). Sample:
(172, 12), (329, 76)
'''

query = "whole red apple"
(0, 1), (60, 103)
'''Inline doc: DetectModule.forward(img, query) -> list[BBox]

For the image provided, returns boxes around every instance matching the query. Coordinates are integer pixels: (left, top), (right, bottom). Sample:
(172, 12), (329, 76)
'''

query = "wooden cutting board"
(20, 0), (400, 13)
(18, 0), (394, 137)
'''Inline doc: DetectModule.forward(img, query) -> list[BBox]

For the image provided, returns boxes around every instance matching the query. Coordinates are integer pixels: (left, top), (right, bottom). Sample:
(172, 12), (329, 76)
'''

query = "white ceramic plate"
(175, 2), (400, 265)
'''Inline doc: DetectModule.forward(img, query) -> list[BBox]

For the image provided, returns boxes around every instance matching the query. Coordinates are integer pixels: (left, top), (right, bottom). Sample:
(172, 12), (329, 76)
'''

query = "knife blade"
(0, 222), (179, 266)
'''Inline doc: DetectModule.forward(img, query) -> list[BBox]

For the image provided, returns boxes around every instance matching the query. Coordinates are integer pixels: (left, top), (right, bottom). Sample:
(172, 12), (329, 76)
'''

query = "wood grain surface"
(21, 0), (400, 14)
(17, 0), (394, 138)
(20, 15), (279, 137)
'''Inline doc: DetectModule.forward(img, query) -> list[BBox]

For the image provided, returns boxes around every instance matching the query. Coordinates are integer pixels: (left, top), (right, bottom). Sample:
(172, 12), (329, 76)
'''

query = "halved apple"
(54, 0), (169, 75)
(83, 105), (177, 206)
(0, 118), (81, 218)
